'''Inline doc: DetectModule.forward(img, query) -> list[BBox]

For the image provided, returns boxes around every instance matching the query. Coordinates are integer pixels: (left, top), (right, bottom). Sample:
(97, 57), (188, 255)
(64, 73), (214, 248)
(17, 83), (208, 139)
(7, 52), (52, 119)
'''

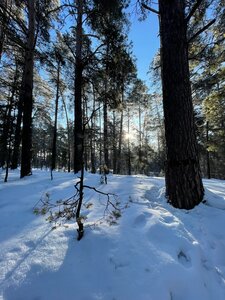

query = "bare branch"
(141, 2), (159, 15)
(186, 0), (204, 23)
(0, 4), (28, 35)
(188, 19), (216, 44)
(82, 43), (105, 66)
(83, 185), (120, 212)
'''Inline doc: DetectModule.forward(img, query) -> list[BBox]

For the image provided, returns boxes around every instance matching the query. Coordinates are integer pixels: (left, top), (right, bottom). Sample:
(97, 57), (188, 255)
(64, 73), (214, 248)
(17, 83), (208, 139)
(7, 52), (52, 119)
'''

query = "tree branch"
(0, 4), (28, 35)
(141, 2), (159, 15)
(186, 0), (204, 23)
(83, 185), (119, 212)
(188, 19), (216, 44)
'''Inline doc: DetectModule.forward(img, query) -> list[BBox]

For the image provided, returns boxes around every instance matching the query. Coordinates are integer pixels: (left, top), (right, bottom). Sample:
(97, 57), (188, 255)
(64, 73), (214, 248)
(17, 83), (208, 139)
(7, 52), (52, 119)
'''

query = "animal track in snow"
(177, 250), (192, 268)
(133, 212), (152, 228)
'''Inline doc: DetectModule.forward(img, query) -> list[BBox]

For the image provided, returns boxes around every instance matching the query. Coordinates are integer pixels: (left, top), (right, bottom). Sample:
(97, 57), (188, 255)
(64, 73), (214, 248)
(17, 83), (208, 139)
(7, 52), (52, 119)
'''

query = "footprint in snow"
(177, 250), (192, 268)
(133, 212), (152, 228)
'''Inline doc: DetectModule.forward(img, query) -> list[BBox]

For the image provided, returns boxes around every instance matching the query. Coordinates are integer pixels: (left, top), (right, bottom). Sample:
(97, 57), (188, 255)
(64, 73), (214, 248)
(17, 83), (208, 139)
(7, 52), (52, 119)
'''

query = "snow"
(0, 169), (225, 300)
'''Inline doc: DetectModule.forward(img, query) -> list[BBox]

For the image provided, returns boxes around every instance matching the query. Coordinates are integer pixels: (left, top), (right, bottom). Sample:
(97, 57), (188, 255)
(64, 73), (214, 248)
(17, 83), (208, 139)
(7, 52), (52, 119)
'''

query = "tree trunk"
(51, 60), (60, 178)
(117, 111), (123, 174)
(159, 0), (204, 209)
(61, 93), (71, 172)
(103, 42), (109, 169)
(103, 97), (109, 168)
(206, 121), (211, 179)
(112, 110), (117, 173)
(90, 84), (96, 173)
(20, 0), (35, 178)
(99, 104), (102, 169)
(127, 106), (131, 175)
(74, 0), (83, 173)
(0, 62), (18, 167)
(0, 0), (11, 61)
(11, 94), (23, 169)
(138, 102), (142, 173)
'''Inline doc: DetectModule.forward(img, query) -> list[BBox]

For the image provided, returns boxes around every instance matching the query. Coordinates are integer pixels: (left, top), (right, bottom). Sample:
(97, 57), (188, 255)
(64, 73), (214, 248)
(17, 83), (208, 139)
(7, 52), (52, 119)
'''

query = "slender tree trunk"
(117, 111), (123, 174)
(103, 98), (109, 167)
(74, 0), (83, 173)
(61, 93), (71, 172)
(99, 104), (102, 169)
(117, 87), (124, 174)
(138, 102), (142, 173)
(0, 62), (18, 167)
(103, 42), (109, 169)
(90, 84), (96, 173)
(127, 106), (131, 175)
(206, 121), (211, 179)
(20, 0), (35, 178)
(51, 61), (60, 179)
(159, 0), (204, 209)
(112, 110), (117, 173)
(0, 0), (11, 61)
(11, 91), (23, 169)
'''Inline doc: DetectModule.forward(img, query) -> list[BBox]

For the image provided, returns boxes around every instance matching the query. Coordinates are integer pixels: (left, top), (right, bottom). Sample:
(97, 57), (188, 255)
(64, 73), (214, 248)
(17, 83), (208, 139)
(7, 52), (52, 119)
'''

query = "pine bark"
(74, 0), (83, 173)
(159, 0), (204, 209)
(20, 0), (35, 178)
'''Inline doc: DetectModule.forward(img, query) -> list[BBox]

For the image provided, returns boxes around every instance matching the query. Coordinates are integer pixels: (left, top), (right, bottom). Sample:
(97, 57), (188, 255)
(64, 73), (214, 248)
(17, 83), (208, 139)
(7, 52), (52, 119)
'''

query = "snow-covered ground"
(0, 169), (225, 300)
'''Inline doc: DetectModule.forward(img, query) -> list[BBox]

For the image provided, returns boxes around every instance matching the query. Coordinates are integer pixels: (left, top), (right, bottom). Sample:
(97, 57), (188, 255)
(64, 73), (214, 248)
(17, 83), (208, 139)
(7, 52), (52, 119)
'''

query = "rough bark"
(74, 0), (83, 173)
(159, 0), (204, 209)
(20, 0), (35, 178)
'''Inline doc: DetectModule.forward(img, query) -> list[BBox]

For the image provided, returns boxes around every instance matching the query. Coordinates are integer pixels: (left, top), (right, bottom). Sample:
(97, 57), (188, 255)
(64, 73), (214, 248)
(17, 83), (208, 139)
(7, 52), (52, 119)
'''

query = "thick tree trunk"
(51, 61), (60, 177)
(74, 0), (83, 173)
(20, 0), (35, 178)
(159, 0), (204, 209)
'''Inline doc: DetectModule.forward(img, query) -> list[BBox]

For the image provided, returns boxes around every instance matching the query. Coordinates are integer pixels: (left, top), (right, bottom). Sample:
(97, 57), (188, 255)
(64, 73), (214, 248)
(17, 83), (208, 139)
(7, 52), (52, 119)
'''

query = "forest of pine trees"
(0, 0), (224, 208)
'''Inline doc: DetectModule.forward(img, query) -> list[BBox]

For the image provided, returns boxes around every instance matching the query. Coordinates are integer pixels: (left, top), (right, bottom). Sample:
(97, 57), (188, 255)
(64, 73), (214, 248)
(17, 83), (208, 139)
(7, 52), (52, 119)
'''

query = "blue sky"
(127, 3), (160, 87)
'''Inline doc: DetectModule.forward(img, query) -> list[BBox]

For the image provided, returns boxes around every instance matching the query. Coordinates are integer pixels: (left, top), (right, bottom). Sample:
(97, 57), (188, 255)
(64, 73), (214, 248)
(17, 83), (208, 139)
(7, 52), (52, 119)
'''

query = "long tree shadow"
(3, 228), (120, 300)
